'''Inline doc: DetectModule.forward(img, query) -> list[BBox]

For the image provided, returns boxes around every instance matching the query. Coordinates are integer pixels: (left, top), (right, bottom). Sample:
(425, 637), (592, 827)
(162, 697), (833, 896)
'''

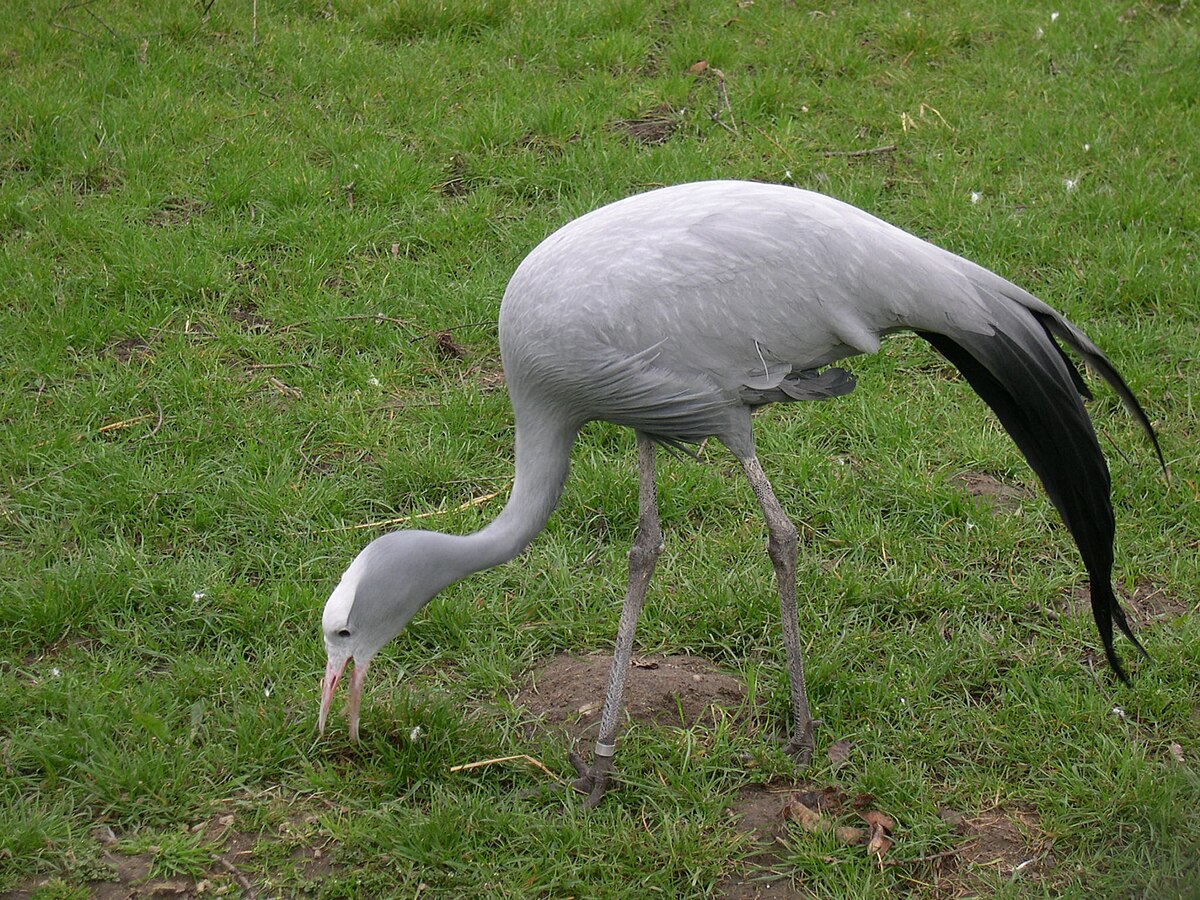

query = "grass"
(1, 0), (1198, 896)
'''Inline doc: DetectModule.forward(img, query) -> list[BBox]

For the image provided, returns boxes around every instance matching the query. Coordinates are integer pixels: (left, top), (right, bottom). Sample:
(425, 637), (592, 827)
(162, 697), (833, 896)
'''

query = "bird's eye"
(337, 628), (351, 638)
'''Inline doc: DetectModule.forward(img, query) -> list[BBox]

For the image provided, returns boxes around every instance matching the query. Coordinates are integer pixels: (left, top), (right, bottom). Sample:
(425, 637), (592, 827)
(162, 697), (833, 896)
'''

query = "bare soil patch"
(718, 782), (810, 899)
(227, 301), (273, 333)
(612, 103), (679, 145)
(716, 788), (1059, 899)
(950, 471), (1033, 512)
(514, 652), (753, 744)
(105, 335), (155, 363)
(3, 802), (334, 900)
(147, 197), (206, 227)
(1057, 581), (1192, 628)
(934, 803), (1057, 897)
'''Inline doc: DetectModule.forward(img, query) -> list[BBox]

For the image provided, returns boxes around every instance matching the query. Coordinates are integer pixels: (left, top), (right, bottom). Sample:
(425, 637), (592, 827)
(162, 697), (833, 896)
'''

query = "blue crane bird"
(319, 180), (1163, 807)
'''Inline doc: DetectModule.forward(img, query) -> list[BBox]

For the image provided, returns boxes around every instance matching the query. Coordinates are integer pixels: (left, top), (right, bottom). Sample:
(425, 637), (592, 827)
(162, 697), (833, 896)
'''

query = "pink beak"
(319, 657), (371, 741)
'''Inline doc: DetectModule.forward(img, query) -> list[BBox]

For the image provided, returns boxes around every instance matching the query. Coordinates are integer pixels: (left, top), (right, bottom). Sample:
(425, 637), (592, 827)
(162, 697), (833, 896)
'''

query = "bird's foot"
(778, 718), (819, 768)
(568, 750), (616, 809)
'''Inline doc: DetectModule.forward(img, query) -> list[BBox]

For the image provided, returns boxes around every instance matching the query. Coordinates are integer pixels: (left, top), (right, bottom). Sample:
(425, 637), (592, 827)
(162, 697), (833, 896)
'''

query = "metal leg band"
(594, 741), (617, 758)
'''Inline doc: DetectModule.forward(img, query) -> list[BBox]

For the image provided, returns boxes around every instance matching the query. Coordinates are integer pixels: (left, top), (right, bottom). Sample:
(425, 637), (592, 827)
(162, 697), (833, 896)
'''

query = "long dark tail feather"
(1031, 309), (1167, 475)
(915, 302), (1155, 683)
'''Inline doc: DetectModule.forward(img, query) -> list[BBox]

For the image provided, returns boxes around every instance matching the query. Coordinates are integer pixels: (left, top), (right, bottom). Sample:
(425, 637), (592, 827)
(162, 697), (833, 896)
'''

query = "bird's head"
(318, 531), (452, 741)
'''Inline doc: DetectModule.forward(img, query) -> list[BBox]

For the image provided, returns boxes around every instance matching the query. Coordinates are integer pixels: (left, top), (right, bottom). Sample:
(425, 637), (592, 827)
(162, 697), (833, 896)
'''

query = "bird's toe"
(568, 752), (615, 806)
(782, 738), (815, 767)
(568, 750), (592, 782)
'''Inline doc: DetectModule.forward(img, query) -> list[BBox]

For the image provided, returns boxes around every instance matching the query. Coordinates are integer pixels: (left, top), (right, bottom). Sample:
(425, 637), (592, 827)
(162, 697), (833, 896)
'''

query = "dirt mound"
(950, 470), (1033, 512)
(514, 652), (753, 743)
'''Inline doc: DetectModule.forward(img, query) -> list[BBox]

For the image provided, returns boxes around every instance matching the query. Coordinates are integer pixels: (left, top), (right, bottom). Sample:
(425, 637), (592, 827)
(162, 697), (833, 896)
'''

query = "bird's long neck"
(446, 411), (578, 580)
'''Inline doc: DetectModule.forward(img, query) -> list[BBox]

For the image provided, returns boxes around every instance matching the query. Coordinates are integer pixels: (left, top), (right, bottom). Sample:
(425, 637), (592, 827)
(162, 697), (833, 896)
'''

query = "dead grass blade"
(449, 754), (567, 787)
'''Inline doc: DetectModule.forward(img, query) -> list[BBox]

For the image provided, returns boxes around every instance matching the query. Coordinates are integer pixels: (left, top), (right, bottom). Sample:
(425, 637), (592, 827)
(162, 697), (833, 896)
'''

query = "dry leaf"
(827, 738), (852, 770)
(689, 60), (709, 76)
(433, 330), (467, 359)
(866, 826), (893, 861)
(857, 808), (895, 862)
(795, 785), (846, 812)
(783, 798), (825, 832)
(835, 825), (866, 845)
(861, 809), (895, 832)
(850, 792), (876, 810)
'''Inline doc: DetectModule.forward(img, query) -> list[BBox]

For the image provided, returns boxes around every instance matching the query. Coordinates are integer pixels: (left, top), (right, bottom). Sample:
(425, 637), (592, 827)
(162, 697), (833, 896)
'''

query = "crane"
(318, 180), (1163, 808)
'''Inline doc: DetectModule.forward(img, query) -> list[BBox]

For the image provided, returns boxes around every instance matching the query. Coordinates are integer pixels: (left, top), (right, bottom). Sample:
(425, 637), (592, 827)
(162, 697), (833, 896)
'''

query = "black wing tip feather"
(1033, 311), (1168, 477)
(916, 317), (1153, 686)
(1088, 580), (1151, 686)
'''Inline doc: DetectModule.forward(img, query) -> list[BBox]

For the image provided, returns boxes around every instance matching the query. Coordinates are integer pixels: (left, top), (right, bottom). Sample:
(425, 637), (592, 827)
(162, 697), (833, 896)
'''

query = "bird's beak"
(318, 655), (371, 742)
(318, 656), (347, 736)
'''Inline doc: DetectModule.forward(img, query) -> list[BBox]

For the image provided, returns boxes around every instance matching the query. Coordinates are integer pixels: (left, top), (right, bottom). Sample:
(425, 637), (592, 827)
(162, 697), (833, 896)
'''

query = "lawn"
(1, 0), (1198, 897)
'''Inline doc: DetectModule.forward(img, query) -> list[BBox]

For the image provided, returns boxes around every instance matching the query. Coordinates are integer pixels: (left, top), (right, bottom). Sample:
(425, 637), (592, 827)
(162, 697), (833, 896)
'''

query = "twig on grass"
(50, 20), (102, 41)
(748, 123), (793, 161)
(51, 0), (130, 43)
(710, 67), (739, 135)
(309, 489), (505, 535)
(82, 3), (120, 38)
(882, 843), (973, 867)
(449, 754), (568, 788)
(408, 321), (493, 343)
(267, 376), (302, 398)
(822, 144), (898, 158)
(132, 395), (165, 444)
(215, 856), (255, 897)
(276, 312), (415, 335)
(98, 413), (155, 434)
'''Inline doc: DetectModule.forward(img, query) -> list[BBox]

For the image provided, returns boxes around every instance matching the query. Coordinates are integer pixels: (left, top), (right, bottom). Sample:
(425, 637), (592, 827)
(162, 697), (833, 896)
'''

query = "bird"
(318, 180), (1163, 808)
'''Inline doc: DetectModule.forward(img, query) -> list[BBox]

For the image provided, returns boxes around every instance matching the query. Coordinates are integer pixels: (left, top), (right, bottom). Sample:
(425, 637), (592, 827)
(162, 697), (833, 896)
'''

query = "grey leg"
(740, 454), (815, 764)
(570, 431), (663, 808)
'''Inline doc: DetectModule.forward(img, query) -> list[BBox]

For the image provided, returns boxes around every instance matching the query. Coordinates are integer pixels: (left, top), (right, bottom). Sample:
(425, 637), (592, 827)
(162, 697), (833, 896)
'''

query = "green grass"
(2, 0), (1198, 896)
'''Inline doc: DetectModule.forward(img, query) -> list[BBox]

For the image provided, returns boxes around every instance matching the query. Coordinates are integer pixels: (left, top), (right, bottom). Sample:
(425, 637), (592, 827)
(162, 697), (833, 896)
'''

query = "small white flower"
(1050, 11), (1060, 22)
(1112, 705), (1127, 719)
(966, 521), (976, 531)
(409, 726), (423, 741)
(50, 667), (61, 678)
(264, 687), (272, 698)
(192, 591), (206, 602)
(1083, 143), (1091, 152)
(1035, 26), (1044, 38)
(970, 192), (982, 204)
(1064, 177), (1078, 192)
(368, 376), (380, 387)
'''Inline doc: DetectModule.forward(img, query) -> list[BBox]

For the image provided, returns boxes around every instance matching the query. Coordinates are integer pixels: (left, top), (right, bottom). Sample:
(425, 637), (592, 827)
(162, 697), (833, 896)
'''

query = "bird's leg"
(570, 431), (663, 808)
(740, 455), (815, 765)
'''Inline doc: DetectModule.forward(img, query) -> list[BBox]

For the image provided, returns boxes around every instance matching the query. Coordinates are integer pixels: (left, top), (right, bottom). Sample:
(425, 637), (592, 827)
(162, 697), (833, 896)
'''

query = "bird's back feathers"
(498, 180), (1161, 679)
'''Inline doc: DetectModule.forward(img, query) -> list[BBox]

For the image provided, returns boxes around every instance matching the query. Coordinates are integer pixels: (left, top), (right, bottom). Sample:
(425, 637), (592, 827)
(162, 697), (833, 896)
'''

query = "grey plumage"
(319, 180), (1163, 805)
